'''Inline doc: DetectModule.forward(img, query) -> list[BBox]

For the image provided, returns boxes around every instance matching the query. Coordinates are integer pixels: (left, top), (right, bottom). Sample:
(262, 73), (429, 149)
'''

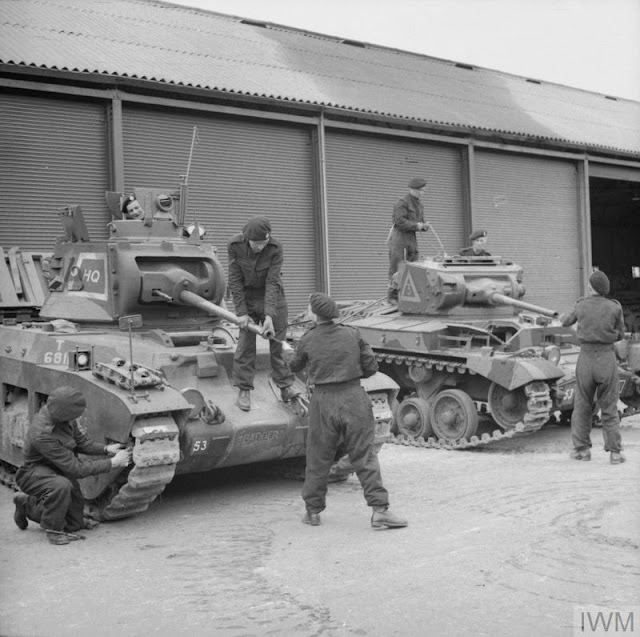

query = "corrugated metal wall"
(121, 106), (316, 315)
(324, 130), (465, 300)
(473, 150), (581, 310)
(0, 93), (109, 250)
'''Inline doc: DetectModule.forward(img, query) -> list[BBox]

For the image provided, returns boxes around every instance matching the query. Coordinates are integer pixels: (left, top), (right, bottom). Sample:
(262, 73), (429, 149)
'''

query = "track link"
(90, 417), (180, 521)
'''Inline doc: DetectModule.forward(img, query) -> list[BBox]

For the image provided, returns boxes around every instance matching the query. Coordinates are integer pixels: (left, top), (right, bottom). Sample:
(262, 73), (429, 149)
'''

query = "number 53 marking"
(192, 439), (208, 453)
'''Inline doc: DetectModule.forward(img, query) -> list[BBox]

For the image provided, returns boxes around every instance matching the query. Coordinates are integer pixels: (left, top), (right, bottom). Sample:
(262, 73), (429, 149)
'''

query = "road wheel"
(488, 382), (528, 430)
(396, 396), (434, 439)
(430, 389), (478, 441)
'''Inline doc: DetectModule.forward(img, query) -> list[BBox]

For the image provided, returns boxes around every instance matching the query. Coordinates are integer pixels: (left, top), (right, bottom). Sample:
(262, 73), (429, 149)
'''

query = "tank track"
(90, 419), (179, 521)
(377, 352), (554, 449)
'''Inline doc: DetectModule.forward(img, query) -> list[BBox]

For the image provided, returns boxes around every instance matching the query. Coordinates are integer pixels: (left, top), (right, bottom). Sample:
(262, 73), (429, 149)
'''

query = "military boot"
(237, 389), (251, 412)
(610, 452), (626, 464)
(13, 492), (29, 530)
(371, 506), (408, 529)
(302, 511), (321, 526)
(46, 531), (70, 545)
(570, 449), (591, 461)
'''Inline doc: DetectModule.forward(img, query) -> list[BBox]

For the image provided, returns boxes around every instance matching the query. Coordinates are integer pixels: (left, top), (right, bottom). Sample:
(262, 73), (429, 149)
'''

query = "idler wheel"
(487, 382), (528, 430)
(396, 396), (433, 439)
(430, 389), (478, 441)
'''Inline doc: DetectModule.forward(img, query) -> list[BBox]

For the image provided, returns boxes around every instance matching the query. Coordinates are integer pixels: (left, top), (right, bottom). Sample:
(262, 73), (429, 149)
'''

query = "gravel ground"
(0, 419), (638, 637)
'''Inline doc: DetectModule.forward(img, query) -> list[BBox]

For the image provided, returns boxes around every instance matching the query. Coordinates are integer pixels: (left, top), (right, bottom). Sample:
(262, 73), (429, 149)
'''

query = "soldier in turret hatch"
(12, 386), (132, 545)
(459, 229), (491, 256)
(560, 270), (626, 464)
(227, 216), (300, 412)
(121, 195), (145, 220)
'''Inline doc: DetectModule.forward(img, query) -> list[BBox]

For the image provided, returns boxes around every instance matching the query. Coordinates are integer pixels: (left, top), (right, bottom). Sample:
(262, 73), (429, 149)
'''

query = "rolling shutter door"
(324, 130), (464, 300)
(122, 106), (315, 315)
(473, 150), (580, 310)
(0, 93), (109, 250)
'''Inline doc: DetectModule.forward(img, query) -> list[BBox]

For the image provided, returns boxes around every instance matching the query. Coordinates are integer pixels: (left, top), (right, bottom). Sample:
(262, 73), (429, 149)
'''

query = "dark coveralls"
(15, 407), (112, 533)
(227, 233), (295, 391)
(288, 321), (389, 514)
(387, 193), (425, 283)
(561, 295), (625, 453)
(459, 247), (491, 256)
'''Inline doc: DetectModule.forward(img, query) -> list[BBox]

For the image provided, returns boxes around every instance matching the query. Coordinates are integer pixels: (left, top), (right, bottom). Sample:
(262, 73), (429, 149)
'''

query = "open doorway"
(590, 177), (640, 331)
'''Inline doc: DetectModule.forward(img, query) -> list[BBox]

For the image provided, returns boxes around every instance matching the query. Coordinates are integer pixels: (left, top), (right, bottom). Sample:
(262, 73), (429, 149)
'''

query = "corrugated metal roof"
(1, 0), (639, 156)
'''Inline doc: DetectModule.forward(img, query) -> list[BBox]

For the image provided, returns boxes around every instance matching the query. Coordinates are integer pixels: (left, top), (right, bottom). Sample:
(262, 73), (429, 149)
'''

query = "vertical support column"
(577, 157), (592, 295)
(310, 110), (331, 293)
(109, 96), (125, 192)
(460, 142), (475, 242)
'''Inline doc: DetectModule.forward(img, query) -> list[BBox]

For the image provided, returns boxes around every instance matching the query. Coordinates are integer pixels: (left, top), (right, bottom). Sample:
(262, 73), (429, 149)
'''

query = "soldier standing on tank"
(459, 229), (491, 256)
(227, 215), (299, 411)
(284, 292), (408, 529)
(12, 386), (132, 545)
(387, 177), (431, 302)
(560, 270), (626, 464)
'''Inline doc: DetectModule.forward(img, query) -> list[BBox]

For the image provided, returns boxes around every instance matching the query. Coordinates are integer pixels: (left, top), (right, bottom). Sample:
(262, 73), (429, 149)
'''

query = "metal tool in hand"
(177, 290), (293, 351)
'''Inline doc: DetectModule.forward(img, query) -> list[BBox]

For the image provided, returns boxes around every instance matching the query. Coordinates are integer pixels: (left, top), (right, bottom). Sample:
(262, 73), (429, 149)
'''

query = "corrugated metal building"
(1, 0), (639, 315)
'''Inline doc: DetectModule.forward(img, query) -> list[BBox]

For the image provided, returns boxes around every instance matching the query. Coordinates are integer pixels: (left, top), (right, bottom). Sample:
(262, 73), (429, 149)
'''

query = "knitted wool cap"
(589, 270), (610, 296)
(47, 386), (87, 422)
(309, 292), (340, 320)
(408, 177), (427, 189)
(469, 229), (487, 242)
(243, 216), (271, 241)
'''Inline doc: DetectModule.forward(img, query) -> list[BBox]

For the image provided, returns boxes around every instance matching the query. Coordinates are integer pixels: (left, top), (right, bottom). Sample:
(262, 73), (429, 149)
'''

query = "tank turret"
(396, 256), (558, 318)
(40, 187), (225, 325)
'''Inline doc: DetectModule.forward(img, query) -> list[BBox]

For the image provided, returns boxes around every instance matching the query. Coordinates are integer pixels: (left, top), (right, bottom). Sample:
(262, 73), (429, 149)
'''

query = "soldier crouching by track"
(284, 292), (408, 530)
(560, 270), (626, 465)
(12, 387), (132, 545)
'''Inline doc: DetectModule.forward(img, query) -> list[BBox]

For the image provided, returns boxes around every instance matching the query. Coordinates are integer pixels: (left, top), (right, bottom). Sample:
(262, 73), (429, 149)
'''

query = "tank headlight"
(76, 353), (90, 368)
(543, 345), (561, 365)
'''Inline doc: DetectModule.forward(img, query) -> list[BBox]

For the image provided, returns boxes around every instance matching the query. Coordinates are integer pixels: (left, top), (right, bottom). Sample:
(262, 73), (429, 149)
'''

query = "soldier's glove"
(237, 314), (250, 329)
(262, 316), (275, 339)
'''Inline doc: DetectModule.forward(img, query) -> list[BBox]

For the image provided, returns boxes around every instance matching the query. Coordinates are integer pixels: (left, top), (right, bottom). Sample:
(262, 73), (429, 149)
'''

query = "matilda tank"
(339, 254), (589, 448)
(0, 181), (397, 520)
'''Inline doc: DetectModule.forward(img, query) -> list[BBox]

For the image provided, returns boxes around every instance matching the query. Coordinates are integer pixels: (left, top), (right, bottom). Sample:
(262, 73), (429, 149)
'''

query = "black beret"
(47, 386), (86, 422)
(408, 177), (427, 189)
(589, 270), (610, 296)
(309, 292), (340, 320)
(121, 195), (136, 214)
(243, 216), (271, 241)
(469, 229), (487, 242)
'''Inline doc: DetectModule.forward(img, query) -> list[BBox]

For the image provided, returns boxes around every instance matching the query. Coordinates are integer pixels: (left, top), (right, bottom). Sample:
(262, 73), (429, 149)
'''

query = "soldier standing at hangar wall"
(560, 270), (626, 464)
(387, 177), (431, 301)
(227, 215), (299, 412)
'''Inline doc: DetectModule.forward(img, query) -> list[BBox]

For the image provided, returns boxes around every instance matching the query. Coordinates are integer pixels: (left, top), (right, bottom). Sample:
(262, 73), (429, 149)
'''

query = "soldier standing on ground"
(387, 177), (430, 301)
(560, 270), (626, 464)
(284, 292), (408, 529)
(12, 386), (132, 545)
(227, 215), (299, 411)
(459, 229), (491, 256)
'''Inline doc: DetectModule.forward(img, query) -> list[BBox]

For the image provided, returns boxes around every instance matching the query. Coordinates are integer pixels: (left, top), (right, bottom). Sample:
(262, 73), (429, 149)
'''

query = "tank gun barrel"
(489, 292), (558, 318)
(179, 290), (292, 349)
